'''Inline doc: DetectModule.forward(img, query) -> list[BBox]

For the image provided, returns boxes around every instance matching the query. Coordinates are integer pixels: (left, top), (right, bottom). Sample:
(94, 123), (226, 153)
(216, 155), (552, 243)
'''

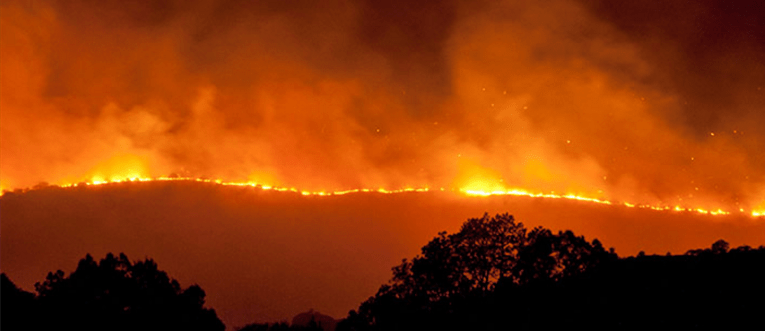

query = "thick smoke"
(1, 0), (763, 210)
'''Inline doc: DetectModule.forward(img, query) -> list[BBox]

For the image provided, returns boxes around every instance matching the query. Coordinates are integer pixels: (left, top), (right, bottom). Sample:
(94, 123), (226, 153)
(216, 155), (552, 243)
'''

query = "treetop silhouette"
(337, 214), (765, 331)
(383, 213), (613, 298)
(3, 252), (224, 331)
(341, 213), (616, 330)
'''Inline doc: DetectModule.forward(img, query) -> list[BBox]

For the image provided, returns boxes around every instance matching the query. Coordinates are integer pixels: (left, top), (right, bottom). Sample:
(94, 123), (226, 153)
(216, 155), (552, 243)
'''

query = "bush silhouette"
(3, 253), (224, 331)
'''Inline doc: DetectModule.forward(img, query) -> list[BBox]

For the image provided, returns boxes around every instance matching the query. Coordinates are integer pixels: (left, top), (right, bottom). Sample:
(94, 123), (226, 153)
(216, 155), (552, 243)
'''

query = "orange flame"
(0, 176), (744, 219)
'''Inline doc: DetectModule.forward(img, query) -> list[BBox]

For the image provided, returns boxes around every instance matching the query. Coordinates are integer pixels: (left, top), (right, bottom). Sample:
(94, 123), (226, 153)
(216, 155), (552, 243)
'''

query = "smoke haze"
(2, 0), (764, 209)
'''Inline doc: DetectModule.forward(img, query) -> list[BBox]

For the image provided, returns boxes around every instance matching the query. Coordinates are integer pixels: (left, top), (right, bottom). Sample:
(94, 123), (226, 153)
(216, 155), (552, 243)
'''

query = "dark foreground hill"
(477, 248), (765, 330)
(337, 214), (765, 331)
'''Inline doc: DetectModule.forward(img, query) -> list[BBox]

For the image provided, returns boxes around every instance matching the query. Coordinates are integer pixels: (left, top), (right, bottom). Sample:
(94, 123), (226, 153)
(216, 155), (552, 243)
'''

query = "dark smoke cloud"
(1, 0), (763, 210)
(583, 0), (765, 133)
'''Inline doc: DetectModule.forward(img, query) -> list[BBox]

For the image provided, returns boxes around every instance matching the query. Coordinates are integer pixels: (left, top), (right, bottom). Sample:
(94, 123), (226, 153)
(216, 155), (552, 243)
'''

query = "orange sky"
(1, 0), (765, 327)
(1, 0), (764, 212)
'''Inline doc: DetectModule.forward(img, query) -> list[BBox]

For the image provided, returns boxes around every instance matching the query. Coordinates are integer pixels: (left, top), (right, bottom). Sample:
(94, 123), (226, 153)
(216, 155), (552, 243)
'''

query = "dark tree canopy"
(2, 253), (224, 331)
(511, 227), (613, 285)
(340, 213), (616, 330)
(382, 213), (612, 297)
(337, 215), (765, 331)
(384, 213), (527, 302)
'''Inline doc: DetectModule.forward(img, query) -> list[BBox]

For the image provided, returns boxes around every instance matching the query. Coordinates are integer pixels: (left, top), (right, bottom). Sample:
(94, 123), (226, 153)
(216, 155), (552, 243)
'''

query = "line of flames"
(26, 176), (761, 218)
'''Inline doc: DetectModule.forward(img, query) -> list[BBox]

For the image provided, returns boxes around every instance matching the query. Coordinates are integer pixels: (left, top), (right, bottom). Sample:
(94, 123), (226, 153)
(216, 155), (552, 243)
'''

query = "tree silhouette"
(686, 239), (731, 256)
(511, 228), (614, 285)
(340, 213), (615, 330)
(710, 239), (729, 254)
(382, 213), (527, 302)
(6, 253), (225, 331)
(338, 218), (765, 331)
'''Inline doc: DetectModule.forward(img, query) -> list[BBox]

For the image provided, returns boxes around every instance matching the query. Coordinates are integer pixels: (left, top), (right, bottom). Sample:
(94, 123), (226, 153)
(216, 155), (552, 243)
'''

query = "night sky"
(1, 0), (764, 328)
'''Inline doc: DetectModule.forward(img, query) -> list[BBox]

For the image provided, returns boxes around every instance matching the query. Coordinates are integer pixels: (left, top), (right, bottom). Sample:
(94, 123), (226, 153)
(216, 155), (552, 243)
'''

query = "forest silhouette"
(1, 253), (224, 331)
(337, 214), (765, 331)
(2, 213), (764, 330)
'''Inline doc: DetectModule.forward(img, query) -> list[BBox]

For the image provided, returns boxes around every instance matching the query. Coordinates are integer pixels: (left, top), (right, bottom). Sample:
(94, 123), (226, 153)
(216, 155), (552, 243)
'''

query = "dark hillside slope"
(490, 248), (765, 330)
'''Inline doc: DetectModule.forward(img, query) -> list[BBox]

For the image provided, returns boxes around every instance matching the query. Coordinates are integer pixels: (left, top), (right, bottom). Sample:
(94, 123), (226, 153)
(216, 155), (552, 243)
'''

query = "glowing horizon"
(4, 176), (761, 218)
(3, 0), (765, 224)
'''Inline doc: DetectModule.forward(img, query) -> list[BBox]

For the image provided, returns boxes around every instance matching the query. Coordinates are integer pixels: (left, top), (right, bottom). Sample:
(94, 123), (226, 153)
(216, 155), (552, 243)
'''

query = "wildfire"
(2, 176), (761, 219)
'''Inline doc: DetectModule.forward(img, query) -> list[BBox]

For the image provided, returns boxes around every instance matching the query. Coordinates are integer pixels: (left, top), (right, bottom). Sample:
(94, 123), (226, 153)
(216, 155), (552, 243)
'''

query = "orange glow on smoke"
(753, 202), (765, 217)
(454, 159), (507, 194)
(1, 1), (764, 223)
(86, 154), (149, 184)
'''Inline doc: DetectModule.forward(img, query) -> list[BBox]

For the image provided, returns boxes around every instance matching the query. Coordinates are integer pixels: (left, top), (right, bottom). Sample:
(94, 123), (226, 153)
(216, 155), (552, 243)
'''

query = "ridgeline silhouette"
(1, 253), (224, 331)
(337, 213), (765, 331)
(237, 309), (337, 331)
(2, 214), (764, 330)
